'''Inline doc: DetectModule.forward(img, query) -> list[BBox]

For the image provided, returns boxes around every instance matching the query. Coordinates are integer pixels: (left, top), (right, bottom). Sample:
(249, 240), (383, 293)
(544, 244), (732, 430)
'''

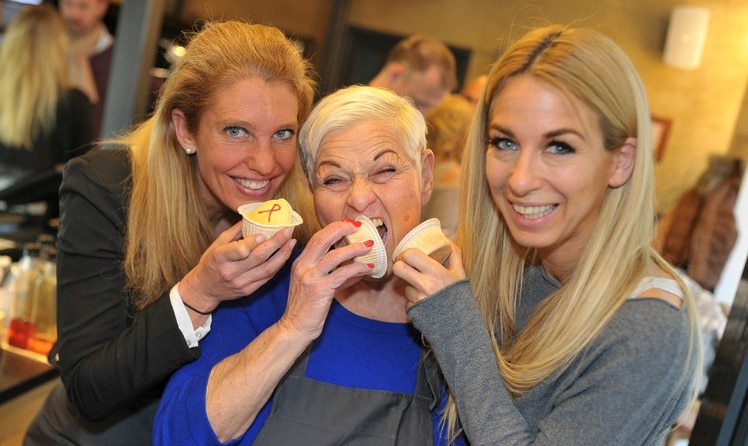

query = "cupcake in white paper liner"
(343, 215), (387, 279)
(238, 198), (303, 239)
(393, 218), (452, 264)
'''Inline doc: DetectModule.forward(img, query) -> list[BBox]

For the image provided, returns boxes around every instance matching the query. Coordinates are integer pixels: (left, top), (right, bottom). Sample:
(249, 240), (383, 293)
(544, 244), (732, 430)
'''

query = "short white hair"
(299, 85), (427, 183)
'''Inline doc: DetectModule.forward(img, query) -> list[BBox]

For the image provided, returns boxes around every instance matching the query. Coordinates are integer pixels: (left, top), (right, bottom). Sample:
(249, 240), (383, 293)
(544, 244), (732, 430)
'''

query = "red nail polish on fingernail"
(352, 221), (362, 227)
(342, 218), (352, 223)
(364, 240), (374, 247)
(366, 263), (374, 268)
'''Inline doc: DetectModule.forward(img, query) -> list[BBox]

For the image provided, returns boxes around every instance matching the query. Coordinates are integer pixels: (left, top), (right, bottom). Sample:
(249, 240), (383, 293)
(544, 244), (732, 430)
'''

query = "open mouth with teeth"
(369, 217), (388, 243)
(234, 177), (270, 190)
(512, 203), (556, 220)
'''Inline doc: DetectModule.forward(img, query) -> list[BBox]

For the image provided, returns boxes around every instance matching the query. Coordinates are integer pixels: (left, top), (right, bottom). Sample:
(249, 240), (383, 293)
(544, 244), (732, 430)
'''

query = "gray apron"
(254, 347), (440, 446)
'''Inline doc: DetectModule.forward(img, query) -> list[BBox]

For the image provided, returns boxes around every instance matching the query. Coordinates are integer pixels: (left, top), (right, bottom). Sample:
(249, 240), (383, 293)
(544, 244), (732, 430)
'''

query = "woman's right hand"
(178, 220), (297, 313)
(278, 219), (374, 342)
(393, 240), (466, 306)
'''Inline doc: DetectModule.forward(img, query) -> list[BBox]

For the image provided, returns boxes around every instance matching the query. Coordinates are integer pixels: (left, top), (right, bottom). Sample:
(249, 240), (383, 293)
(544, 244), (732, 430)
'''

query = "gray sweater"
(407, 265), (697, 446)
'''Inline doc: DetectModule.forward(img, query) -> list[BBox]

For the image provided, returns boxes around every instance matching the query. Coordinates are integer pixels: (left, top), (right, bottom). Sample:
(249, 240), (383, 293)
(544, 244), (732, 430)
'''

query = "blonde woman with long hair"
(0, 4), (92, 204)
(25, 21), (318, 445)
(395, 25), (701, 445)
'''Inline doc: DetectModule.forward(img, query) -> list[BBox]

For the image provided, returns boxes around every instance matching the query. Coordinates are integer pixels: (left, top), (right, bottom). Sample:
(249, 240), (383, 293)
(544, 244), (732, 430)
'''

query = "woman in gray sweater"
(394, 25), (702, 446)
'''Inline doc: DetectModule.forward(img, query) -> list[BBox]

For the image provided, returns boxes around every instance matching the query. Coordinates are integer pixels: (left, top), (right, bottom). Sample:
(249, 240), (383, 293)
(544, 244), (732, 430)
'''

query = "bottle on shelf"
(7, 242), (42, 349)
(28, 244), (56, 355)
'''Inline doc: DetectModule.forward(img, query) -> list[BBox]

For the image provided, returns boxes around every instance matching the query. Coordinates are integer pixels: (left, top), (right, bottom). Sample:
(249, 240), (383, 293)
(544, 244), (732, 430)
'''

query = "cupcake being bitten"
(343, 215), (387, 279)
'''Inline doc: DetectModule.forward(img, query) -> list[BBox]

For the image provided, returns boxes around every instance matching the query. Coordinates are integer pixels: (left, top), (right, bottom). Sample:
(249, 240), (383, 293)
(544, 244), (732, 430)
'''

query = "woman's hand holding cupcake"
(392, 230), (466, 306)
(178, 219), (298, 316)
(280, 219), (376, 342)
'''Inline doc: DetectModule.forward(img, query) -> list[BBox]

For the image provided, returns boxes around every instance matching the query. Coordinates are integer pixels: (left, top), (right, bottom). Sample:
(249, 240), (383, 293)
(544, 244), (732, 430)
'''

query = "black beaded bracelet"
(182, 300), (212, 316)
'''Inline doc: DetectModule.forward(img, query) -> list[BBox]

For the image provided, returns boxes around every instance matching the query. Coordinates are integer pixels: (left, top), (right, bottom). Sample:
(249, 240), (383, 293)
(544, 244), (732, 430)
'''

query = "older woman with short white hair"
(155, 85), (467, 446)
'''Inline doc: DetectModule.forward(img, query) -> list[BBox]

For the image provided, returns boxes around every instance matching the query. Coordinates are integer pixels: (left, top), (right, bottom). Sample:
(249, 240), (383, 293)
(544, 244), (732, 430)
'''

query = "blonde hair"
(424, 94), (473, 164)
(0, 4), (71, 148)
(450, 24), (701, 429)
(120, 21), (318, 309)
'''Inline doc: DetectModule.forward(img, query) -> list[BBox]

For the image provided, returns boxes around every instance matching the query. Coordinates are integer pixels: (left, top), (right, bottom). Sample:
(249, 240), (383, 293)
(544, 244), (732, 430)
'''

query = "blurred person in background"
(421, 93), (473, 239)
(58, 0), (113, 138)
(0, 3), (93, 227)
(368, 34), (457, 114)
(459, 74), (487, 108)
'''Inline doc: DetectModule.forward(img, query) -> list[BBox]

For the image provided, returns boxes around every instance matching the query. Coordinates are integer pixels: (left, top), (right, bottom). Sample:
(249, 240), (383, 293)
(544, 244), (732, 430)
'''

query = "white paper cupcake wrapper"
(393, 218), (452, 263)
(344, 215), (387, 279)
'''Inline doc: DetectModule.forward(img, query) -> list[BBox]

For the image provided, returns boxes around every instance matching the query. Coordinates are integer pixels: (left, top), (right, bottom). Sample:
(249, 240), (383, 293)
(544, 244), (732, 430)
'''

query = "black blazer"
(53, 148), (199, 420)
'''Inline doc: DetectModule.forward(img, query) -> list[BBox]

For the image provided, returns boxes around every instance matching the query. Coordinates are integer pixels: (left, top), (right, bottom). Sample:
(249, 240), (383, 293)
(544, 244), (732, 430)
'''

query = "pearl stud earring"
(185, 147), (195, 155)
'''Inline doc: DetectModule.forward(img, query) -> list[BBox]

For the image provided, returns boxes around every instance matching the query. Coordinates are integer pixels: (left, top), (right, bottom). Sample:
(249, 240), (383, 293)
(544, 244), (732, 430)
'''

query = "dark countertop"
(0, 348), (58, 405)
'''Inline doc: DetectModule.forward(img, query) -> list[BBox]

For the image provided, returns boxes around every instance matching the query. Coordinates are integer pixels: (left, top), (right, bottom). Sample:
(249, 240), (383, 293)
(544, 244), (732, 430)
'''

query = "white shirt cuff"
(169, 283), (211, 348)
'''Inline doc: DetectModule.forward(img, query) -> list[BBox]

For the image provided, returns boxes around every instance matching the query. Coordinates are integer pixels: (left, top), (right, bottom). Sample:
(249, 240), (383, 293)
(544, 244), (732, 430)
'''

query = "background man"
(368, 34), (457, 114)
(59, 0), (113, 138)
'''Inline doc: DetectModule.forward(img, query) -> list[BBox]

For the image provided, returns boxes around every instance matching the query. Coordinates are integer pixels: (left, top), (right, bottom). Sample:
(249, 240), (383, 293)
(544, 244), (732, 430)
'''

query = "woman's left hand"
(392, 240), (467, 305)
